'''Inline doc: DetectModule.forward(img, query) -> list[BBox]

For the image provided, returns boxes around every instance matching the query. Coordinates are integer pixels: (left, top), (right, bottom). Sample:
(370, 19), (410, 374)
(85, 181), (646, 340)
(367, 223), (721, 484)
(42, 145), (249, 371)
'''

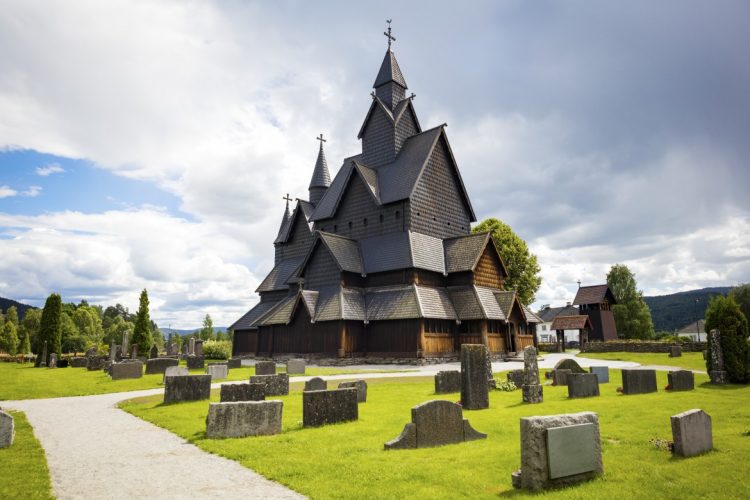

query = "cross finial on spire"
(316, 133), (326, 146)
(282, 193), (293, 205)
(384, 19), (395, 49)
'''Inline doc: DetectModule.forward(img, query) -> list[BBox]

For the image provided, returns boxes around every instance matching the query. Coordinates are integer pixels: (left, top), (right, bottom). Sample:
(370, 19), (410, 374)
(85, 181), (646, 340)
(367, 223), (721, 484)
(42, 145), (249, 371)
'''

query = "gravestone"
(522, 346), (543, 404)
(186, 355), (205, 370)
(338, 380), (367, 403)
(553, 358), (586, 374)
(484, 345), (496, 389)
(384, 400), (486, 450)
(669, 345), (682, 358)
(249, 374), (289, 396)
(668, 370), (695, 391)
(621, 369), (657, 394)
(511, 412), (602, 491)
(255, 361), (276, 375)
(434, 371), (461, 394)
(567, 373), (600, 398)
(181, 343), (189, 356)
(303, 388), (358, 427)
(145, 357), (179, 375)
(589, 366), (609, 383)
(206, 401), (283, 438)
(671, 409), (712, 457)
(460, 344), (489, 410)
(551, 369), (572, 386)
(121, 332), (129, 358)
(131, 345), (138, 359)
(109, 340), (116, 362)
(507, 370), (524, 388)
(70, 357), (87, 368)
(702, 350), (707, 361)
(150, 345), (159, 359)
(0, 410), (14, 448)
(86, 356), (105, 371)
(168, 342), (179, 356)
(286, 359), (306, 374)
(708, 329), (727, 384)
(48, 353), (58, 369)
(189, 337), (195, 355)
(194, 339), (204, 356)
(57, 358), (68, 368)
(206, 363), (228, 380)
(304, 377), (327, 392)
(111, 361), (143, 380)
(162, 366), (189, 383)
(115, 345), (123, 362)
(227, 358), (242, 369)
(220, 383), (265, 402)
(40, 341), (48, 367)
(164, 375), (211, 404)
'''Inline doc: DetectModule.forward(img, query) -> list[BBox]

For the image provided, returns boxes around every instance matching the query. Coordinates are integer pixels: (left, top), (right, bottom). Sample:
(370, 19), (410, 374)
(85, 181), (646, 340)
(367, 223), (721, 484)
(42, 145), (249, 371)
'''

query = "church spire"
(373, 20), (407, 110)
(308, 134), (331, 206)
(277, 193), (292, 239)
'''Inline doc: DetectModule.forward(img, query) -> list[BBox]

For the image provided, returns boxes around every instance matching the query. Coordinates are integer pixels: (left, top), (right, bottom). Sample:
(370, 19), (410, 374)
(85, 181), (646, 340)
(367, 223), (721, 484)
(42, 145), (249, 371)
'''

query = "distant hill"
(644, 286), (732, 332)
(0, 296), (36, 320)
(160, 327), (228, 336)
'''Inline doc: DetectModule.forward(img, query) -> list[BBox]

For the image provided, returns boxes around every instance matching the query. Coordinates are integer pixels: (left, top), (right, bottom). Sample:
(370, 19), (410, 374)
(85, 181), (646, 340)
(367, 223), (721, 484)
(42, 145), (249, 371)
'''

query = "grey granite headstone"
(303, 388), (358, 427)
(567, 373), (600, 398)
(511, 411), (602, 491)
(671, 409), (712, 457)
(255, 361), (276, 375)
(70, 357), (88, 368)
(194, 339), (204, 356)
(0, 410), (14, 448)
(206, 363), (228, 380)
(86, 356), (105, 371)
(286, 359), (306, 374)
(110, 361), (143, 380)
(522, 346), (543, 404)
(189, 337), (195, 355)
(227, 358), (242, 369)
(708, 329), (727, 384)
(220, 383), (265, 402)
(338, 380), (367, 403)
(551, 369), (572, 386)
(48, 353), (58, 369)
(121, 333), (129, 358)
(621, 369), (657, 394)
(109, 339), (116, 362)
(507, 369), (525, 388)
(589, 366), (609, 383)
(150, 345), (159, 359)
(40, 341), (48, 367)
(186, 355), (205, 370)
(164, 375), (211, 404)
(181, 343), (188, 355)
(461, 344), (489, 410)
(131, 345), (138, 359)
(145, 357), (179, 375)
(384, 400), (486, 450)
(434, 371), (461, 394)
(304, 377), (327, 392)
(206, 401), (282, 438)
(249, 373), (289, 396)
(668, 370), (695, 391)
(669, 345), (682, 358)
(484, 345), (496, 389)
(162, 366), (189, 384)
(553, 358), (586, 374)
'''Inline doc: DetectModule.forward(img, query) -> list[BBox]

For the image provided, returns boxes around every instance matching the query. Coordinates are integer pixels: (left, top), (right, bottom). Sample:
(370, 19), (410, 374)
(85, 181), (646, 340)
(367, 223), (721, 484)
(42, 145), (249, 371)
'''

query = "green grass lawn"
(0, 362), (415, 401)
(120, 370), (750, 499)
(576, 351), (707, 371)
(0, 410), (54, 499)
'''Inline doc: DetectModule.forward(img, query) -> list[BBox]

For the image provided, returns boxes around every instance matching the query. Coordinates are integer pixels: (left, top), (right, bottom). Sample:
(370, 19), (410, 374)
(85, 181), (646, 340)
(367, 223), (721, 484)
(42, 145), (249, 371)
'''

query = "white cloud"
(0, 185), (17, 198)
(21, 185), (41, 197)
(35, 163), (65, 176)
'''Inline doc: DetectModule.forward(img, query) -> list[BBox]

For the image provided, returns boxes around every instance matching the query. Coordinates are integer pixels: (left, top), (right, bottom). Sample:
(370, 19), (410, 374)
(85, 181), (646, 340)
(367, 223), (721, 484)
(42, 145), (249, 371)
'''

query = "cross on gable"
(316, 133), (326, 144)
(384, 19), (395, 49)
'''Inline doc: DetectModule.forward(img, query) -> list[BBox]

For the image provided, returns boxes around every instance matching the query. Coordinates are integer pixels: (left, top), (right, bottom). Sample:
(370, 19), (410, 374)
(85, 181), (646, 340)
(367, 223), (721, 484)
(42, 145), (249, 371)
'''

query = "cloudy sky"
(1, 0), (748, 328)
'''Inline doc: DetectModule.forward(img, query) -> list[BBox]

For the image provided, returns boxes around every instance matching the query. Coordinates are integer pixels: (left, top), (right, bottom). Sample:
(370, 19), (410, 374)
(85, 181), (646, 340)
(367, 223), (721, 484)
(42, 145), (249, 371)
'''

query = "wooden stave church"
(231, 37), (542, 359)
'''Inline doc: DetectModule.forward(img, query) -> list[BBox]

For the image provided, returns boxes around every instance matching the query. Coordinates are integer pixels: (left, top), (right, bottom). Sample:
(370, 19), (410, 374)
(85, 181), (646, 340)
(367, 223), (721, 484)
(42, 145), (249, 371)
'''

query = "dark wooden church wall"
(362, 105), (396, 168)
(304, 245), (341, 289)
(277, 211), (314, 261)
(584, 310), (618, 342)
(232, 329), (258, 356)
(473, 247), (505, 289)
(268, 308), (340, 355)
(410, 136), (471, 239)
(366, 319), (420, 356)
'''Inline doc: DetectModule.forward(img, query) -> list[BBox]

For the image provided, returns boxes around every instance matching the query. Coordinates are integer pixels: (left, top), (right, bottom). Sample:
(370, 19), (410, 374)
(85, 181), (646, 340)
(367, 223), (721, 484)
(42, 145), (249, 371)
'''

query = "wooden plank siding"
(366, 319), (420, 356)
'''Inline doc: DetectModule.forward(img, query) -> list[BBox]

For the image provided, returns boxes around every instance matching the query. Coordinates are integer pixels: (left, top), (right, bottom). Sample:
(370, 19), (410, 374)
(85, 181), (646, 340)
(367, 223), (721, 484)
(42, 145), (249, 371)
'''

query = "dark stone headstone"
(589, 366), (609, 383)
(669, 345), (682, 358)
(186, 355), (205, 370)
(70, 357), (88, 368)
(668, 370), (695, 391)
(671, 409), (712, 457)
(553, 358), (586, 373)
(111, 361), (143, 380)
(338, 380), (367, 403)
(708, 330), (727, 384)
(304, 377), (327, 392)
(0, 410), (14, 448)
(434, 371), (461, 394)
(567, 373), (600, 398)
(57, 358), (69, 368)
(303, 388), (358, 427)
(522, 346), (543, 404)
(181, 343), (189, 355)
(249, 373), (289, 396)
(255, 361), (276, 375)
(164, 375), (211, 404)
(86, 356), (105, 371)
(206, 401), (282, 438)
(220, 383), (265, 402)
(384, 400), (486, 450)
(460, 344), (489, 410)
(227, 358), (242, 369)
(131, 345), (138, 359)
(145, 357), (179, 375)
(621, 369), (657, 395)
(194, 339), (204, 356)
(551, 369), (572, 386)
(150, 345), (159, 359)
(484, 345), (496, 389)
(507, 369), (525, 388)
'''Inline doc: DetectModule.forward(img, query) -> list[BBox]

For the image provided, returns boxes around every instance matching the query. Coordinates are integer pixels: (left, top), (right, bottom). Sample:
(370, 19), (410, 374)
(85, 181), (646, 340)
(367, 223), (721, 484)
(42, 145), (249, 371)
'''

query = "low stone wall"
(581, 341), (707, 353)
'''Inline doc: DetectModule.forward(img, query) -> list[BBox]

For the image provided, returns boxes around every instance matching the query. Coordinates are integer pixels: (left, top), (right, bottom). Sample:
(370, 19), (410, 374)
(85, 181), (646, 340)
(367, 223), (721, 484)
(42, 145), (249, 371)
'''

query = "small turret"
(308, 134), (331, 206)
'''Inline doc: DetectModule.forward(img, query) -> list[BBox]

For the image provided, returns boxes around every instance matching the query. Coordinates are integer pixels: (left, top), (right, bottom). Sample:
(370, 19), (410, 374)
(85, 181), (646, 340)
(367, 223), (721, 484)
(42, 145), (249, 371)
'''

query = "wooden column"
(417, 320), (425, 358)
(337, 321), (346, 358)
(480, 321), (489, 348)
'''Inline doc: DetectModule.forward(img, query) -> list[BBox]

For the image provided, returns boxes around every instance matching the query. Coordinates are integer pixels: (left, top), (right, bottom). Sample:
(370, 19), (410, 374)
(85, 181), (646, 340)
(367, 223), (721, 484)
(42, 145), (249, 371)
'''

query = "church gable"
(302, 242), (342, 289)
(361, 103), (396, 168)
(474, 245), (506, 289)
(277, 205), (314, 261)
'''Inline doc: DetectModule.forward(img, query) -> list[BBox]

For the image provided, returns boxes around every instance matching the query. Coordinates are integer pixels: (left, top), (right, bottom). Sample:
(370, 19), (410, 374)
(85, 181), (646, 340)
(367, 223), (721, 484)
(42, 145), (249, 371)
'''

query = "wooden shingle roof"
(255, 257), (303, 293)
(374, 48), (407, 88)
(573, 285), (614, 306)
(317, 232), (363, 274)
(309, 143), (331, 189)
(365, 285), (421, 321)
(229, 300), (281, 331)
(550, 315), (592, 330)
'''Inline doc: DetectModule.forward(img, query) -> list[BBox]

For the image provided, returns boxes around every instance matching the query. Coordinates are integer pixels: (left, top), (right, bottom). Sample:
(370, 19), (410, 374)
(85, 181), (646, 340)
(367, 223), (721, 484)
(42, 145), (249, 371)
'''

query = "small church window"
(363, 218), (368, 226)
(433, 217), (436, 221)
(348, 221), (353, 229)
(379, 214), (384, 223)
(333, 224), (337, 232)
(395, 210), (400, 218)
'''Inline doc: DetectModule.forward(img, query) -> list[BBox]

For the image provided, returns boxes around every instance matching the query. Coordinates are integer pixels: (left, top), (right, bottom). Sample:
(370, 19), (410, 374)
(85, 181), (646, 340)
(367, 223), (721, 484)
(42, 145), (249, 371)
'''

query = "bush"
(705, 295), (750, 383)
(202, 340), (231, 360)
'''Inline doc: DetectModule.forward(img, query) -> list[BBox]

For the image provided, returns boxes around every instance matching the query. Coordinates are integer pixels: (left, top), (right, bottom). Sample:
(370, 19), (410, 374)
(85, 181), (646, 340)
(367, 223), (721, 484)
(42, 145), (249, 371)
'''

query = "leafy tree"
(729, 284), (750, 324)
(0, 321), (19, 355)
(36, 293), (62, 366)
(132, 289), (153, 355)
(72, 306), (104, 345)
(704, 295), (749, 383)
(472, 218), (542, 305)
(103, 316), (133, 346)
(5, 306), (19, 327)
(20, 309), (41, 354)
(150, 320), (164, 349)
(17, 323), (31, 355)
(606, 264), (655, 339)
(61, 312), (86, 353)
(200, 314), (214, 340)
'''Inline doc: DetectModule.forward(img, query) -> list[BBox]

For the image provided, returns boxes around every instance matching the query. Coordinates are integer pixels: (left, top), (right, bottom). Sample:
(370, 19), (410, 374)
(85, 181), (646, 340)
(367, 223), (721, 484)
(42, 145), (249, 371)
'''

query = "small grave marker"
(671, 409), (712, 457)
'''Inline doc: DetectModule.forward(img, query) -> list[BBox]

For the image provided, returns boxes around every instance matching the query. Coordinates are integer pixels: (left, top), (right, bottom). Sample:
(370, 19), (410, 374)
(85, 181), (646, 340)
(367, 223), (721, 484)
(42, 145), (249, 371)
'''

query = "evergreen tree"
(5, 306), (19, 327)
(606, 264), (655, 339)
(729, 284), (750, 324)
(0, 321), (19, 355)
(132, 289), (153, 355)
(20, 309), (41, 355)
(36, 293), (62, 366)
(17, 323), (31, 354)
(705, 295), (749, 383)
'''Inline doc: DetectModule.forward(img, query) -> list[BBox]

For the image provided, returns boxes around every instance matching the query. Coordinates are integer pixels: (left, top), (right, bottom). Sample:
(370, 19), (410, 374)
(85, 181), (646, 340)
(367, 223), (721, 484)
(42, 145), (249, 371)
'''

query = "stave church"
(231, 27), (541, 359)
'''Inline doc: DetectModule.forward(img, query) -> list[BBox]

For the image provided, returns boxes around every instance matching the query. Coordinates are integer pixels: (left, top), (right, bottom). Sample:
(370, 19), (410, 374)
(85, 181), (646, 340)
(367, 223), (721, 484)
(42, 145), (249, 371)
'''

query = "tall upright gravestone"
(39, 341), (48, 367)
(522, 346), (543, 403)
(149, 344), (158, 359)
(461, 344), (489, 410)
(708, 329), (727, 385)
(121, 333), (129, 359)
